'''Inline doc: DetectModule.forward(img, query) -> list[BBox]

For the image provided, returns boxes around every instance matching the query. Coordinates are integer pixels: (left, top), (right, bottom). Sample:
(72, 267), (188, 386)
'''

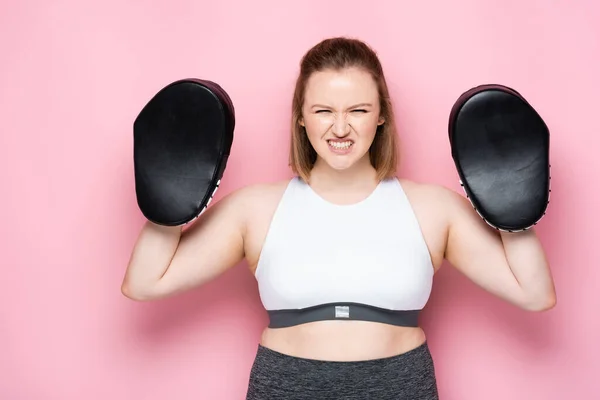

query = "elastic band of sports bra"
(266, 302), (421, 328)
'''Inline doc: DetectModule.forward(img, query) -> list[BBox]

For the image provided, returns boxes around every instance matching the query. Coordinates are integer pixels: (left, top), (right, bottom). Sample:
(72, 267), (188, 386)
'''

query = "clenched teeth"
(328, 140), (353, 149)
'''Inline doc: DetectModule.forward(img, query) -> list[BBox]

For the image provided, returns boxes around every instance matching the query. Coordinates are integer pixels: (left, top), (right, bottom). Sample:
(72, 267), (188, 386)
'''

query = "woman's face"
(300, 67), (385, 172)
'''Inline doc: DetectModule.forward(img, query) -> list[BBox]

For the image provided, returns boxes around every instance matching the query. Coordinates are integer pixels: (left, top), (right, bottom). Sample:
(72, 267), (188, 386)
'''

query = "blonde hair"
(289, 37), (399, 182)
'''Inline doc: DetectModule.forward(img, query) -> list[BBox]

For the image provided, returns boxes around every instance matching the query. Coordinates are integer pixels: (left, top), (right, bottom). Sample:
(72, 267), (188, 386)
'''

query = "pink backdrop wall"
(2, 1), (598, 398)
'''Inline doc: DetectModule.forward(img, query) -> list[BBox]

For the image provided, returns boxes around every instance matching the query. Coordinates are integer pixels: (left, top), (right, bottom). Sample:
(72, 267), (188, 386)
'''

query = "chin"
(326, 158), (358, 171)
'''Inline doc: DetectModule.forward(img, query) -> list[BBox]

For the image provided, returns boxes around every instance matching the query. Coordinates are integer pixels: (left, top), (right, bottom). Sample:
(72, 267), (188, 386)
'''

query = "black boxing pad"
(134, 79), (235, 226)
(448, 84), (550, 232)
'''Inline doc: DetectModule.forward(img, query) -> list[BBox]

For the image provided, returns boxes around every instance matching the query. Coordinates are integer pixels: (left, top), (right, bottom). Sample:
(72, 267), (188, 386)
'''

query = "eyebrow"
(310, 103), (373, 109)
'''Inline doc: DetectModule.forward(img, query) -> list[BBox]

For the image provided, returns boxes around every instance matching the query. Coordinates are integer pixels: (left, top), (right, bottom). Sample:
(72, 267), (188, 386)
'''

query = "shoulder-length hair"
(289, 37), (400, 182)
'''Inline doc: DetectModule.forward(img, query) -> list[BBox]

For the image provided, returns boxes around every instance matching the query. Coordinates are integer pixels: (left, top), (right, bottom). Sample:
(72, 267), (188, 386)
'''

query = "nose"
(332, 113), (350, 137)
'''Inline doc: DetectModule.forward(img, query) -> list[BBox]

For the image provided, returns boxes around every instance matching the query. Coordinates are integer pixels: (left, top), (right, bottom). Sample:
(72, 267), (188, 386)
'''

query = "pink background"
(1, 0), (598, 399)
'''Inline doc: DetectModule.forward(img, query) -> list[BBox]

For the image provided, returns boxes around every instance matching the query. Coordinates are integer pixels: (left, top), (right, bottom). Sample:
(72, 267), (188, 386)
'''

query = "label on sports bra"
(335, 305), (350, 318)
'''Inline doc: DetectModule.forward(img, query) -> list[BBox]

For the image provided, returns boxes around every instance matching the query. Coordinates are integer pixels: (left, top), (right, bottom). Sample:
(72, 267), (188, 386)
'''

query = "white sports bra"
(254, 176), (434, 328)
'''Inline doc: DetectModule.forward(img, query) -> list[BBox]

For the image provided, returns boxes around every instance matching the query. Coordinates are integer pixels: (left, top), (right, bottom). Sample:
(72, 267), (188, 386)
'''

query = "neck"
(309, 155), (378, 190)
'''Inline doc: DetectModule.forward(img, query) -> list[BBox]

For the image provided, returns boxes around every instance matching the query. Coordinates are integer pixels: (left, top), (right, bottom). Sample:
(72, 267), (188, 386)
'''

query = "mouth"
(327, 139), (354, 153)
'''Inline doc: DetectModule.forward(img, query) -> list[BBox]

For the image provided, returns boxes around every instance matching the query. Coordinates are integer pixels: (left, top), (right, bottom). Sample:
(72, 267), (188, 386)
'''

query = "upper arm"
(442, 188), (527, 307)
(152, 186), (250, 298)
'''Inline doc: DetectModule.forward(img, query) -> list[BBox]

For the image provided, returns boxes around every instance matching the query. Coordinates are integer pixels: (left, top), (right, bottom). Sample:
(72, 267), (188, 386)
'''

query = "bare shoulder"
(208, 179), (289, 221)
(231, 178), (292, 273)
(396, 177), (467, 272)
(233, 179), (291, 207)
(398, 178), (465, 212)
(398, 177), (476, 232)
(186, 178), (291, 244)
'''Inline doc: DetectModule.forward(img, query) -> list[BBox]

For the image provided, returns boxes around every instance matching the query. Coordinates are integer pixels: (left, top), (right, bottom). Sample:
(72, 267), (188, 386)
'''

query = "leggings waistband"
(246, 341), (439, 399)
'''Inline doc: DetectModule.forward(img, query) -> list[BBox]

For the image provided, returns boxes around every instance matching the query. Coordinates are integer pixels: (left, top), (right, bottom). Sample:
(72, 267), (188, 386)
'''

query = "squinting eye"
(352, 109), (367, 113)
(315, 110), (331, 114)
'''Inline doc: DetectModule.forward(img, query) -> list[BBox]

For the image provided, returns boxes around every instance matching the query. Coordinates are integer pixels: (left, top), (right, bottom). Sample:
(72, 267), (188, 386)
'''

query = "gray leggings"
(245, 341), (439, 399)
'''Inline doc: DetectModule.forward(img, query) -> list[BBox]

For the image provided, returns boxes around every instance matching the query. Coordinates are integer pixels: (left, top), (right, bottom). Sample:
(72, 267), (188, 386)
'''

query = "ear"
(299, 116), (305, 127)
(377, 115), (385, 125)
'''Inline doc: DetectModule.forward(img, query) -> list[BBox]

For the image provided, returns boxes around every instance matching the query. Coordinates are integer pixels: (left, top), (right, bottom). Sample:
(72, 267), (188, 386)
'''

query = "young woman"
(122, 37), (556, 399)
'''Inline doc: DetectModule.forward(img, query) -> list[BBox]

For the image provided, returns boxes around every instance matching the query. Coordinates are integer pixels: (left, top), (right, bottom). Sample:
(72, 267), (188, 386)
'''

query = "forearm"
(121, 221), (182, 299)
(500, 229), (556, 310)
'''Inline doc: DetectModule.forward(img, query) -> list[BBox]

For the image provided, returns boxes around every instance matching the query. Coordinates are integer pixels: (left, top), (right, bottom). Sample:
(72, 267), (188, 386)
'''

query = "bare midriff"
(259, 320), (427, 361)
